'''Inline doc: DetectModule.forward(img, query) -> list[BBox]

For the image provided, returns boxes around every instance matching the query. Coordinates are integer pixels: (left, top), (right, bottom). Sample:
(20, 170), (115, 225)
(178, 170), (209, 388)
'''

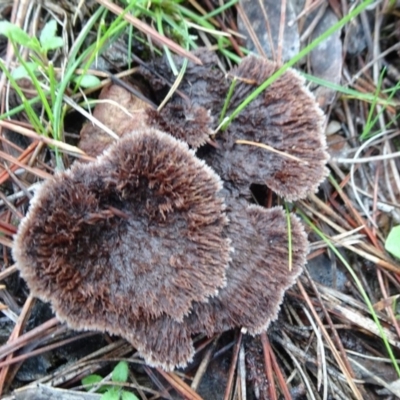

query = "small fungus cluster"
(13, 51), (329, 370)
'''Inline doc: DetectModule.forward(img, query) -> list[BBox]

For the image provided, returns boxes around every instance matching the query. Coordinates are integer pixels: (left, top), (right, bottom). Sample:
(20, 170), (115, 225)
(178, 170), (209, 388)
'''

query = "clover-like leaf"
(0, 21), (30, 46)
(122, 391), (139, 400)
(101, 388), (120, 400)
(42, 36), (64, 52)
(74, 74), (101, 88)
(82, 374), (103, 391)
(40, 20), (57, 46)
(11, 62), (38, 80)
(112, 361), (129, 383)
(385, 226), (400, 259)
(0, 21), (40, 52)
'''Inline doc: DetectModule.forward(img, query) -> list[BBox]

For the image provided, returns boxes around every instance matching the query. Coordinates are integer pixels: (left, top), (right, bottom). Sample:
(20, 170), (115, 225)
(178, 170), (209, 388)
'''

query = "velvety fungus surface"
(13, 129), (231, 367)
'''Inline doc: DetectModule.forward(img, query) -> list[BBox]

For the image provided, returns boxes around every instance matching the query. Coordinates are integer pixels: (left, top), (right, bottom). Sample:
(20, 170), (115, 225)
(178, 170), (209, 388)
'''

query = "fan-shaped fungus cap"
(127, 315), (194, 370)
(140, 50), (228, 148)
(140, 49), (227, 115)
(13, 128), (231, 331)
(206, 56), (329, 201)
(186, 204), (307, 335)
(116, 202), (308, 369)
(146, 103), (213, 149)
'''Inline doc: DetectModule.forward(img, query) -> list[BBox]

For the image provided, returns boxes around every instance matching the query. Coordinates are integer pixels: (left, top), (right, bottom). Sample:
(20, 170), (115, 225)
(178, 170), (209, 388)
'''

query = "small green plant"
(0, 19), (102, 168)
(0, 1), (241, 166)
(0, 19), (65, 139)
(2, 19), (64, 79)
(385, 225), (400, 259)
(82, 361), (138, 400)
(0, 19), (100, 117)
(0, 19), (101, 85)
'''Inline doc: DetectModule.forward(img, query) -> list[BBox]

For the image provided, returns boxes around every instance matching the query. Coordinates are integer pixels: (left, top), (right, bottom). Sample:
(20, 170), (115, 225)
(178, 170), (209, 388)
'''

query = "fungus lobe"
(203, 55), (330, 201)
(140, 49), (228, 148)
(126, 315), (194, 370)
(146, 103), (213, 149)
(13, 129), (231, 359)
(128, 202), (308, 370)
(186, 204), (307, 336)
(141, 51), (329, 201)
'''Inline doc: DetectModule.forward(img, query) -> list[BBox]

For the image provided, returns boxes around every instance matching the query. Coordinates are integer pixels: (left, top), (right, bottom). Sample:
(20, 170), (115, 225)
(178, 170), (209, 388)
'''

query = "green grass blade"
(284, 202), (293, 271)
(219, 76), (237, 125)
(0, 61), (44, 135)
(156, 8), (178, 75)
(361, 67), (386, 140)
(11, 42), (54, 129)
(199, 0), (239, 20)
(302, 72), (398, 107)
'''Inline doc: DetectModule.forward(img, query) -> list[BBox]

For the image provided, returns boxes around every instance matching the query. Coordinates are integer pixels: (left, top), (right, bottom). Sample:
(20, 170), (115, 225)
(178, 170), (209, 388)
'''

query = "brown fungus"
(13, 51), (323, 370)
(205, 55), (329, 201)
(139, 50), (228, 147)
(13, 129), (231, 330)
(113, 202), (308, 369)
(139, 49), (227, 114)
(146, 103), (213, 149)
(126, 315), (194, 370)
(141, 52), (328, 200)
(186, 204), (307, 336)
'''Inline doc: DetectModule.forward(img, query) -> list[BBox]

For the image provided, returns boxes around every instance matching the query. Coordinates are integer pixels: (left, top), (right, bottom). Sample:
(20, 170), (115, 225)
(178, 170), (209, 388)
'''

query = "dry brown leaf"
(78, 84), (152, 156)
